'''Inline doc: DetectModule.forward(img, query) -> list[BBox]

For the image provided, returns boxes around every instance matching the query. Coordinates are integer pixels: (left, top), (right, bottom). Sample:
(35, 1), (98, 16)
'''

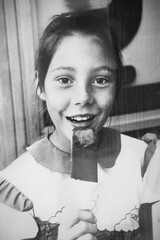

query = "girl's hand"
(58, 209), (97, 240)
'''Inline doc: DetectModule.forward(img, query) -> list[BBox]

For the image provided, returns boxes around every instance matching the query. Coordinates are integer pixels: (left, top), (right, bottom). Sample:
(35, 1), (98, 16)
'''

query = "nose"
(71, 84), (93, 106)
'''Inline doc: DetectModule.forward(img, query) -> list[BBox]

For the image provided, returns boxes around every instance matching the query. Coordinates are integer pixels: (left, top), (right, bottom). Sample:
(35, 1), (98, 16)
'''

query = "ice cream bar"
(71, 128), (98, 182)
(71, 127), (121, 182)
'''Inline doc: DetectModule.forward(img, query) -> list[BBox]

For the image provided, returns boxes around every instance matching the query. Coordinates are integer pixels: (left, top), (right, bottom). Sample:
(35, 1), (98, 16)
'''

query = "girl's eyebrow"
(51, 65), (117, 74)
(51, 66), (76, 72)
(92, 66), (117, 74)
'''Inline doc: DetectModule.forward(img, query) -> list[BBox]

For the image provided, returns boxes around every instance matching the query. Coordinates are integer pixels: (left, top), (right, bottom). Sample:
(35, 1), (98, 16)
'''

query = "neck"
(50, 130), (71, 153)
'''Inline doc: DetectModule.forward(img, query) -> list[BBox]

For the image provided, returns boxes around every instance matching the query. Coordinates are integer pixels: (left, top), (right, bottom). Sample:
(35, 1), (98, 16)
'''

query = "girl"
(0, 10), (159, 240)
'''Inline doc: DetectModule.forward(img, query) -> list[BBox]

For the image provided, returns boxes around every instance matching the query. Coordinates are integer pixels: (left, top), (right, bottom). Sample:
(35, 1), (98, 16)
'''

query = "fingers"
(78, 233), (97, 240)
(59, 220), (97, 240)
(58, 209), (97, 240)
(68, 220), (97, 239)
(62, 209), (97, 229)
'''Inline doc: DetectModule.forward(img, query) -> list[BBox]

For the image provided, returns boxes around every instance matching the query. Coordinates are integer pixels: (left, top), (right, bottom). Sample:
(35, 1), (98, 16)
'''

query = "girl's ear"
(37, 87), (46, 101)
(35, 71), (46, 101)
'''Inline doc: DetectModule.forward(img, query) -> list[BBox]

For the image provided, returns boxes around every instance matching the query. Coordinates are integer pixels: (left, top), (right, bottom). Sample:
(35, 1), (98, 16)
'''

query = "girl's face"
(40, 34), (118, 151)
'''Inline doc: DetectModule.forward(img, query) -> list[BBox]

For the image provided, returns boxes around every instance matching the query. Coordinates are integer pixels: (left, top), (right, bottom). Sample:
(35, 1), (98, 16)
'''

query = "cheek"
(97, 87), (115, 112)
(46, 96), (68, 117)
(44, 86), (69, 114)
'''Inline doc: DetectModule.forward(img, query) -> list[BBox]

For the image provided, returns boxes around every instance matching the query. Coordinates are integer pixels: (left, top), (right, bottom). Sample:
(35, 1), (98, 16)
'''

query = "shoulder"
(120, 132), (159, 177)
(0, 152), (36, 178)
(120, 133), (147, 167)
(0, 139), (56, 212)
(114, 134), (147, 170)
(0, 152), (37, 189)
(104, 127), (148, 158)
(0, 136), (52, 190)
(121, 133), (147, 151)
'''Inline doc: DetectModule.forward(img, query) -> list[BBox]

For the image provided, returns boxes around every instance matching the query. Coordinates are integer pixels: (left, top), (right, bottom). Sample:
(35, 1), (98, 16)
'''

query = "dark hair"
(36, 10), (123, 94)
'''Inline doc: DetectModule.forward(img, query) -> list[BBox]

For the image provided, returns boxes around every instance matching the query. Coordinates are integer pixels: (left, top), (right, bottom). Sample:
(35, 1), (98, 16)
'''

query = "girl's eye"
(57, 77), (73, 85)
(93, 77), (110, 86)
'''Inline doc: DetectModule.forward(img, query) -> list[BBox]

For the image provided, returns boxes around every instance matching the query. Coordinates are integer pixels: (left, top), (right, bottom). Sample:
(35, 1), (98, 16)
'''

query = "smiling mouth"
(66, 114), (95, 125)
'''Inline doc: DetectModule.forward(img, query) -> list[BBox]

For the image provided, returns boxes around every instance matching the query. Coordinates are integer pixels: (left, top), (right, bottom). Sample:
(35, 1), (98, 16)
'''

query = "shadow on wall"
(109, 0), (142, 50)
(109, 0), (160, 117)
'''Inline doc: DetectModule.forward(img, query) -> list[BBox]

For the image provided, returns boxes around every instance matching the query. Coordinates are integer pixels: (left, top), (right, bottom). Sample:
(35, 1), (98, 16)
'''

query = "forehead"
(49, 33), (117, 69)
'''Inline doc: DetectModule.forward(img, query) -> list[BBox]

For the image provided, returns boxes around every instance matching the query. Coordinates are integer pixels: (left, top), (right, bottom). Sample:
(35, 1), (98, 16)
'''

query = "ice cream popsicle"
(71, 128), (98, 182)
(70, 127), (121, 182)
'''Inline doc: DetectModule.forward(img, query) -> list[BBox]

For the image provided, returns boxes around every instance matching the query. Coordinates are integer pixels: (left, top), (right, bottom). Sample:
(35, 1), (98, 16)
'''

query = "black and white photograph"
(0, 0), (160, 239)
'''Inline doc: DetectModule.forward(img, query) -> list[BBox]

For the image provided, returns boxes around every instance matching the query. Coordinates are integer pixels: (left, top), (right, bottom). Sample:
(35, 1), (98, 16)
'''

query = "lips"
(66, 114), (96, 127)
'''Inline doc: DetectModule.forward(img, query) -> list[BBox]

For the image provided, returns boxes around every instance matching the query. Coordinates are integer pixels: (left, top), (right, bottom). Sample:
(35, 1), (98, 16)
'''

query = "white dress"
(0, 128), (159, 239)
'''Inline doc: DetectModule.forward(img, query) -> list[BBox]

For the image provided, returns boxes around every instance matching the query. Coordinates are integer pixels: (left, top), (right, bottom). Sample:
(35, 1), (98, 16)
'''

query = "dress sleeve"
(0, 202), (38, 240)
(0, 178), (38, 239)
(0, 177), (33, 211)
(141, 133), (157, 177)
(139, 134), (160, 240)
(141, 133), (160, 204)
(0, 177), (60, 240)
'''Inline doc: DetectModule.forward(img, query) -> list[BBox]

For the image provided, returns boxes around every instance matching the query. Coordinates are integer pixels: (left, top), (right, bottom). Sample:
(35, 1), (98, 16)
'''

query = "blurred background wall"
(0, 0), (160, 169)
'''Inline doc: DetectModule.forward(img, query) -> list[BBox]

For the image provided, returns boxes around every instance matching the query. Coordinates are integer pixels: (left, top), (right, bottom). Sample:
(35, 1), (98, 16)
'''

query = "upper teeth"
(70, 116), (91, 121)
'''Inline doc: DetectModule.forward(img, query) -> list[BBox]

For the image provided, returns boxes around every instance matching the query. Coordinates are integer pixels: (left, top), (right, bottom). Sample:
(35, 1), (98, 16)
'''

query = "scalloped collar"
(27, 128), (121, 174)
